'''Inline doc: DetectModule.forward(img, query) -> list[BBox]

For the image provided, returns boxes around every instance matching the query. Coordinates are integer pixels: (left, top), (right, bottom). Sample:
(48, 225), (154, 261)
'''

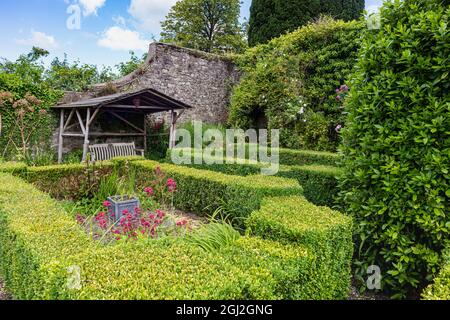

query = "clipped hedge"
(281, 165), (342, 207)
(246, 196), (353, 299)
(132, 160), (302, 223)
(0, 172), (350, 299)
(166, 150), (341, 207)
(0, 161), (27, 175)
(167, 146), (340, 167)
(422, 250), (450, 300)
(23, 162), (114, 200)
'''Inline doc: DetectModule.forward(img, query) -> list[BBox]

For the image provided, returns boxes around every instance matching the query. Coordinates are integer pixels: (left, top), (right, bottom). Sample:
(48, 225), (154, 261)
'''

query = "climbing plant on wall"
(229, 17), (362, 151)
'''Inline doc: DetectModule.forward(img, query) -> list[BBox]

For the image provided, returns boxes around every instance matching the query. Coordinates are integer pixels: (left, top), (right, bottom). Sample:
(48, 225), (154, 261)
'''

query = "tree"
(338, 0), (449, 298)
(116, 51), (147, 77)
(248, 0), (365, 46)
(160, 0), (247, 53)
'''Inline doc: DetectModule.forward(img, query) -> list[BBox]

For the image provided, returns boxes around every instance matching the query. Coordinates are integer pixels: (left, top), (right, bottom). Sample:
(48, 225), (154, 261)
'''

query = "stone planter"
(107, 195), (141, 222)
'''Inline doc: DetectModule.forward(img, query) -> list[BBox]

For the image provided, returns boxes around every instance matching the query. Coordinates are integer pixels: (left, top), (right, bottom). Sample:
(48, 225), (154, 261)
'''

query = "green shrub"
(248, 0), (365, 45)
(24, 162), (113, 200)
(132, 160), (302, 224)
(246, 196), (353, 299)
(230, 17), (362, 151)
(280, 165), (342, 207)
(422, 249), (450, 300)
(166, 149), (341, 206)
(0, 172), (349, 300)
(0, 161), (27, 175)
(338, 0), (450, 298)
(167, 146), (340, 166)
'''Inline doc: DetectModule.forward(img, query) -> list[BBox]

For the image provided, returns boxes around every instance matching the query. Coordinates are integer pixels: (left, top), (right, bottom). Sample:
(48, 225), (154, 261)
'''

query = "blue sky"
(0, 0), (383, 70)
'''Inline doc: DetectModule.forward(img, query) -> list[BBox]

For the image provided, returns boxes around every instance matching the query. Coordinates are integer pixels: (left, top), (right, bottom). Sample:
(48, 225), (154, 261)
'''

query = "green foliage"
(115, 51), (147, 78)
(248, 0), (365, 46)
(160, 0), (247, 53)
(337, 0), (450, 298)
(146, 117), (170, 160)
(45, 55), (116, 91)
(133, 160), (302, 225)
(229, 17), (363, 151)
(186, 221), (240, 252)
(0, 172), (353, 299)
(280, 165), (342, 207)
(166, 148), (341, 206)
(422, 249), (450, 300)
(23, 162), (114, 200)
(246, 196), (353, 299)
(0, 49), (62, 161)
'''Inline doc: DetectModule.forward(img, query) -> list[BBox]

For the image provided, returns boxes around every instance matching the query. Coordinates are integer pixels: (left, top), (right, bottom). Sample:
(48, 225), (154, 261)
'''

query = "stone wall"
(60, 42), (240, 124)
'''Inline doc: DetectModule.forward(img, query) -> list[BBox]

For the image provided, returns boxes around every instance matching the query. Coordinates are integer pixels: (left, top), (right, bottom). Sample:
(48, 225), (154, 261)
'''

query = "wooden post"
(58, 109), (65, 164)
(143, 114), (148, 154)
(82, 108), (91, 162)
(169, 110), (176, 149)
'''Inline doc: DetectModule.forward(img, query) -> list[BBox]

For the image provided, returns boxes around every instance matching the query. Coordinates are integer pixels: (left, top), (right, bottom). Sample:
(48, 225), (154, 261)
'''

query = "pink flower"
(103, 201), (112, 207)
(149, 214), (156, 220)
(336, 95), (342, 101)
(167, 178), (177, 192)
(156, 209), (165, 219)
(144, 187), (154, 196)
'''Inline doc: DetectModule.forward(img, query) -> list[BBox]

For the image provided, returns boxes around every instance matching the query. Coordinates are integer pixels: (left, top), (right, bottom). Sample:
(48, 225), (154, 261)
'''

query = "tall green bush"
(338, 0), (450, 298)
(229, 17), (362, 151)
(248, 0), (365, 46)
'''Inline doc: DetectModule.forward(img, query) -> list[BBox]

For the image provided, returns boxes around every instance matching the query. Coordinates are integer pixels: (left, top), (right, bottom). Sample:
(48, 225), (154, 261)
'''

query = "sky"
(0, 0), (384, 70)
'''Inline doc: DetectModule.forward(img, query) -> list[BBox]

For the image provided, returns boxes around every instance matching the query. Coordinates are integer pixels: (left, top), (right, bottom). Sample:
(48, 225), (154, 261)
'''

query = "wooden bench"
(88, 142), (144, 161)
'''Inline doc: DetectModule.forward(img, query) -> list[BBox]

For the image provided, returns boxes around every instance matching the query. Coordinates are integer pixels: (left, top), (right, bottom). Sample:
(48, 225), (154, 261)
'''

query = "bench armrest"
(135, 149), (145, 157)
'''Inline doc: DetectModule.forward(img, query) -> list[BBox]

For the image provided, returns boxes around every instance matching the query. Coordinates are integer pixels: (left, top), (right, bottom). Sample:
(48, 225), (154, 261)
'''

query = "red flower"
(144, 187), (154, 196)
(103, 201), (112, 207)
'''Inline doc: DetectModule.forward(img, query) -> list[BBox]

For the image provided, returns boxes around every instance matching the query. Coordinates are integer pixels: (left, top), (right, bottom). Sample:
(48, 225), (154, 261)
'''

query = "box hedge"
(167, 146), (340, 167)
(0, 172), (351, 299)
(165, 150), (341, 207)
(132, 160), (302, 223)
(246, 196), (353, 299)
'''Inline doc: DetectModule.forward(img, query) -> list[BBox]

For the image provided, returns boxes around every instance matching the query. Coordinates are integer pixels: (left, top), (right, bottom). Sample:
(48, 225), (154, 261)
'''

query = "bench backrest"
(89, 142), (137, 161)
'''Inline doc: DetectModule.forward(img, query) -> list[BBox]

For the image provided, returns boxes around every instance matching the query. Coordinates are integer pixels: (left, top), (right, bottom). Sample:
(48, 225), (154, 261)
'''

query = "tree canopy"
(160, 0), (247, 53)
(248, 0), (365, 46)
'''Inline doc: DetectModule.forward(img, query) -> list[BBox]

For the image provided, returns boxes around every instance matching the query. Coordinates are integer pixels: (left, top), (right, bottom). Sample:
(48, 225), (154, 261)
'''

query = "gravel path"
(0, 279), (11, 300)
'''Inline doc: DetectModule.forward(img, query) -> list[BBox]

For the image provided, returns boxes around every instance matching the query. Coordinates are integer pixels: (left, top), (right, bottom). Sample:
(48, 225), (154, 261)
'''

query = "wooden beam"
(58, 109), (64, 164)
(82, 108), (90, 162)
(88, 107), (102, 126)
(108, 110), (145, 134)
(63, 109), (75, 131)
(87, 132), (146, 137)
(143, 115), (148, 154)
(107, 104), (168, 110)
(62, 133), (85, 137)
(76, 109), (86, 135)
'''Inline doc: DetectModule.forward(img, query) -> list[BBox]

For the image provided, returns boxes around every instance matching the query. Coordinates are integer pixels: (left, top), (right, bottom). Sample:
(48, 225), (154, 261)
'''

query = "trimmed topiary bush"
(338, 0), (450, 298)
(422, 249), (450, 300)
(246, 196), (353, 299)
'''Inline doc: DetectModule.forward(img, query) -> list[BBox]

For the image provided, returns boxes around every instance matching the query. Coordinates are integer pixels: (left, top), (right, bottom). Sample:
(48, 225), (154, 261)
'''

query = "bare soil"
(0, 279), (11, 300)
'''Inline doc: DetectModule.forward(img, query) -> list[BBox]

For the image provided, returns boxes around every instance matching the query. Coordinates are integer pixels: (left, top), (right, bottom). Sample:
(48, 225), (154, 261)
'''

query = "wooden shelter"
(53, 88), (192, 163)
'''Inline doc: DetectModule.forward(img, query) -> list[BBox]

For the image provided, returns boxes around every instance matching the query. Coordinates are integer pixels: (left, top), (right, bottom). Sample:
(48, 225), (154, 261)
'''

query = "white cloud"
(79, 0), (106, 17)
(128, 0), (177, 33)
(16, 30), (59, 49)
(112, 15), (127, 28)
(367, 4), (381, 15)
(97, 26), (150, 51)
